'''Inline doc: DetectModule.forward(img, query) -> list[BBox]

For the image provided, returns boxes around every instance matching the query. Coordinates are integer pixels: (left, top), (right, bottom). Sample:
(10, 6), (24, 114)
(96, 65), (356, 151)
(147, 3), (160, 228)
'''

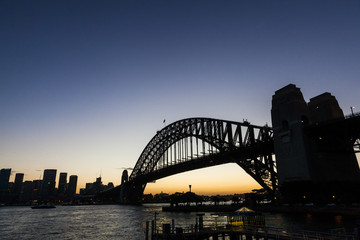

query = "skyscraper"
(20, 181), (34, 203)
(40, 169), (57, 200)
(0, 168), (11, 203)
(13, 173), (24, 201)
(58, 172), (67, 195)
(67, 175), (78, 197)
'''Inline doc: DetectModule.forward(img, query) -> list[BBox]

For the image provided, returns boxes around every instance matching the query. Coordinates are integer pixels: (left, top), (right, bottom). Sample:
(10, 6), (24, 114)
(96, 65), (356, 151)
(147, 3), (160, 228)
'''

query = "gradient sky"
(1, 1), (359, 194)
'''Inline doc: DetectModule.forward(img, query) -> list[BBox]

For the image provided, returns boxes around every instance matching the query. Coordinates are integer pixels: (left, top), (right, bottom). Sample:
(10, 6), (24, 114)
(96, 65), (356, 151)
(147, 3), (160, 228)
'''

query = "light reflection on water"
(0, 204), (359, 239)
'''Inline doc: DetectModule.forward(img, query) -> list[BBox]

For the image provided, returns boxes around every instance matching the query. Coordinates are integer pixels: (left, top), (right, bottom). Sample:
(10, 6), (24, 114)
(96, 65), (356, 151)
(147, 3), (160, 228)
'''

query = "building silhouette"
(0, 168), (11, 203)
(94, 177), (102, 194)
(40, 169), (57, 201)
(58, 172), (67, 195)
(67, 175), (78, 197)
(20, 181), (34, 203)
(32, 180), (42, 201)
(12, 173), (24, 202)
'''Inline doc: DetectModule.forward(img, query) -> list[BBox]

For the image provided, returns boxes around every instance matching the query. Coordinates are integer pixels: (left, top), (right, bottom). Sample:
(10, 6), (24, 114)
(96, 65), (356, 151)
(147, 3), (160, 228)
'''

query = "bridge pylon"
(119, 181), (144, 204)
(271, 84), (360, 195)
(119, 169), (145, 204)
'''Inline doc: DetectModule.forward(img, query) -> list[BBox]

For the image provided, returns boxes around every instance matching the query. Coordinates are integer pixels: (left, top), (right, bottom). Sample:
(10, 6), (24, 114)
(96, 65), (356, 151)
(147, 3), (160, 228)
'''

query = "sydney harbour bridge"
(119, 84), (360, 204)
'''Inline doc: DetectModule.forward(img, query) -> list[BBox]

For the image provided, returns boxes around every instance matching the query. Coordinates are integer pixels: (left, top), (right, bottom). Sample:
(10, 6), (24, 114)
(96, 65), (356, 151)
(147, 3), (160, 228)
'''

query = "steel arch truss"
(130, 118), (278, 193)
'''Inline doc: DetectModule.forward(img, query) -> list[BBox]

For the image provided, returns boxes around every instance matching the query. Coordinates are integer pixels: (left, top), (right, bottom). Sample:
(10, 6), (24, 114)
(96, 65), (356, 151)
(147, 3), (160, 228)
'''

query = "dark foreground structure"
(150, 226), (357, 240)
(148, 215), (358, 240)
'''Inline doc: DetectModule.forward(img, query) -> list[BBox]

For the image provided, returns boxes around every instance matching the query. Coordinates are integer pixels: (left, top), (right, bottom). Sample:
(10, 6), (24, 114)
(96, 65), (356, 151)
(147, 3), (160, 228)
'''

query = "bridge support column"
(119, 182), (145, 204)
(271, 84), (312, 185)
(271, 84), (360, 202)
(119, 170), (145, 204)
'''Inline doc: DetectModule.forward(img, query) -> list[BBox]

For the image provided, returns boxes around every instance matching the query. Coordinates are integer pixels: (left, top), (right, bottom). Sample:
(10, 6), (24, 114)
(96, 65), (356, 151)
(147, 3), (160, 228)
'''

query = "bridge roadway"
(305, 113), (360, 153)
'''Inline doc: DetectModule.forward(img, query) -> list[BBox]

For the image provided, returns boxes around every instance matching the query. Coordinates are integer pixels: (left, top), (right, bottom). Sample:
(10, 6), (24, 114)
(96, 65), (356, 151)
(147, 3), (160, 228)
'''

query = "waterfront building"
(0, 168), (11, 203)
(20, 181), (34, 203)
(81, 178), (113, 196)
(12, 173), (24, 202)
(106, 182), (114, 190)
(40, 169), (57, 200)
(67, 175), (78, 197)
(86, 183), (93, 190)
(32, 180), (42, 200)
(58, 172), (67, 195)
(95, 177), (102, 192)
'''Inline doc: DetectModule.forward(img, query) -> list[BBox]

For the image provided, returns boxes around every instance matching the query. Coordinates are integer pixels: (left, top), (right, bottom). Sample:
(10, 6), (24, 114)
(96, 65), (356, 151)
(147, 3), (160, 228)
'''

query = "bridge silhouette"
(120, 118), (277, 203)
(119, 85), (360, 204)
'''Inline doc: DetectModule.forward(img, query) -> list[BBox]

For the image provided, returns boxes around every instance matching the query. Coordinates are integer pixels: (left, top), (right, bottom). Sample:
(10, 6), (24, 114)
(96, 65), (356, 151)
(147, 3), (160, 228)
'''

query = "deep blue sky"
(1, 1), (359, 193)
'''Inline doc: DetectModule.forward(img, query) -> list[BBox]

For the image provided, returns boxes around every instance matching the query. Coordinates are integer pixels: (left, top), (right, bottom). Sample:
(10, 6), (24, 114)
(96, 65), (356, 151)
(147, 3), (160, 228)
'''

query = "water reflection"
(335, 215), (343, 226)
(305, 213), (312, 226)
(0, 204), (359, 239)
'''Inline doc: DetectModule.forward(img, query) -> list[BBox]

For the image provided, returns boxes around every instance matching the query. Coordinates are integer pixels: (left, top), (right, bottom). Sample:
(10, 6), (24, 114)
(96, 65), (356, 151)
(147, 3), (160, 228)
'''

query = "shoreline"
(3, 202), (360, 216)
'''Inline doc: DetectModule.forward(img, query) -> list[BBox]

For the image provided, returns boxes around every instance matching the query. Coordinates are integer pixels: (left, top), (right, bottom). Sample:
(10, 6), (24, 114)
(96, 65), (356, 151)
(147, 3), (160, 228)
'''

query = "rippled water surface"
(0, 204), (359, 239)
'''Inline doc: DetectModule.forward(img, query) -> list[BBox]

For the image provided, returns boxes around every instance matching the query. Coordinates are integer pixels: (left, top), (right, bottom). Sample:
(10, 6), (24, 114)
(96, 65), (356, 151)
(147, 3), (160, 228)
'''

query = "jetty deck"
(149, 224), (357, 240)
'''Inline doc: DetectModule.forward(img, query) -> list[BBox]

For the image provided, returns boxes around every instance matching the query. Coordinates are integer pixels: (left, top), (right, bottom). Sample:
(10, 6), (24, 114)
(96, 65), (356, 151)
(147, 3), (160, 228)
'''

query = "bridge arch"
(121, 118), (277, 203)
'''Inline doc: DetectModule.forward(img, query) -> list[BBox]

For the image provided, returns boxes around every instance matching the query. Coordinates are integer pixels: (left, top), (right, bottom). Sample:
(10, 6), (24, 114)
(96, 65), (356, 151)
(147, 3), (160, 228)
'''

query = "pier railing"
(148, 221), (358, 240)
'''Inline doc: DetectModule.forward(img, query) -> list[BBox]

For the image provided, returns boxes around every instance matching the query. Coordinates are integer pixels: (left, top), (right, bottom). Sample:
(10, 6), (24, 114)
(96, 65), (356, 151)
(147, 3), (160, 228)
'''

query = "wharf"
(150, 225), (357, 240)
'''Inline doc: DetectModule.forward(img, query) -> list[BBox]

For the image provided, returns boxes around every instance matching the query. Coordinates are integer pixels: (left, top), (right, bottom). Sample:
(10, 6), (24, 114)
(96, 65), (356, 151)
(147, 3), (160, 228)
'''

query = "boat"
(31, 203), (56, 209)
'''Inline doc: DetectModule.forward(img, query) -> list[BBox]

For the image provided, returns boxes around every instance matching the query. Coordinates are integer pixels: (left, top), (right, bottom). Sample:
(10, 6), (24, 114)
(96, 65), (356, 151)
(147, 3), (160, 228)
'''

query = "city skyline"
(1, 1), (360, 195)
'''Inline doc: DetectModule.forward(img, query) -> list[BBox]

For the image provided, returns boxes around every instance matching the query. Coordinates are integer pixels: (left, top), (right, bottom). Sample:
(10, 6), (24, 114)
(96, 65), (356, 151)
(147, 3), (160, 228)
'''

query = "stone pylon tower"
(119, 170), (128, 203)
(271, 84), (311, 185)
(271, 84), (360, 187)
(307, 93), (360, 182)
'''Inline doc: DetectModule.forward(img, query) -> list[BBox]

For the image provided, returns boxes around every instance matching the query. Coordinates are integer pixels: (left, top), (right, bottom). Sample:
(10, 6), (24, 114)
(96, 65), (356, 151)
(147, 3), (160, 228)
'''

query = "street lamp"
(351, 106), (355, 116)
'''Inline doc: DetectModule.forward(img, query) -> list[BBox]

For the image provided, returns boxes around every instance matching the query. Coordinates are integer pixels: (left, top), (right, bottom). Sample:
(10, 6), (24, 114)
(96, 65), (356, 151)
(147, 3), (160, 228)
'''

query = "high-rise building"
(32, 180), (42, 200)
(94, 177), (102, 194)
(40, 169), (57, 200)
(67, 175), (78, 197)
(13, 173), (24, 201)
(0, 168), (11, 203)
(58, 172), (67, 195)
(20, 181), (34, 203)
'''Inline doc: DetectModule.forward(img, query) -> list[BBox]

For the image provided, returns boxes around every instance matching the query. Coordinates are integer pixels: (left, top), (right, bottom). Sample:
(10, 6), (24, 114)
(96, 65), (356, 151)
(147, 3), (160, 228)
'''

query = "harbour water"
(0, 204), (359, 239)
